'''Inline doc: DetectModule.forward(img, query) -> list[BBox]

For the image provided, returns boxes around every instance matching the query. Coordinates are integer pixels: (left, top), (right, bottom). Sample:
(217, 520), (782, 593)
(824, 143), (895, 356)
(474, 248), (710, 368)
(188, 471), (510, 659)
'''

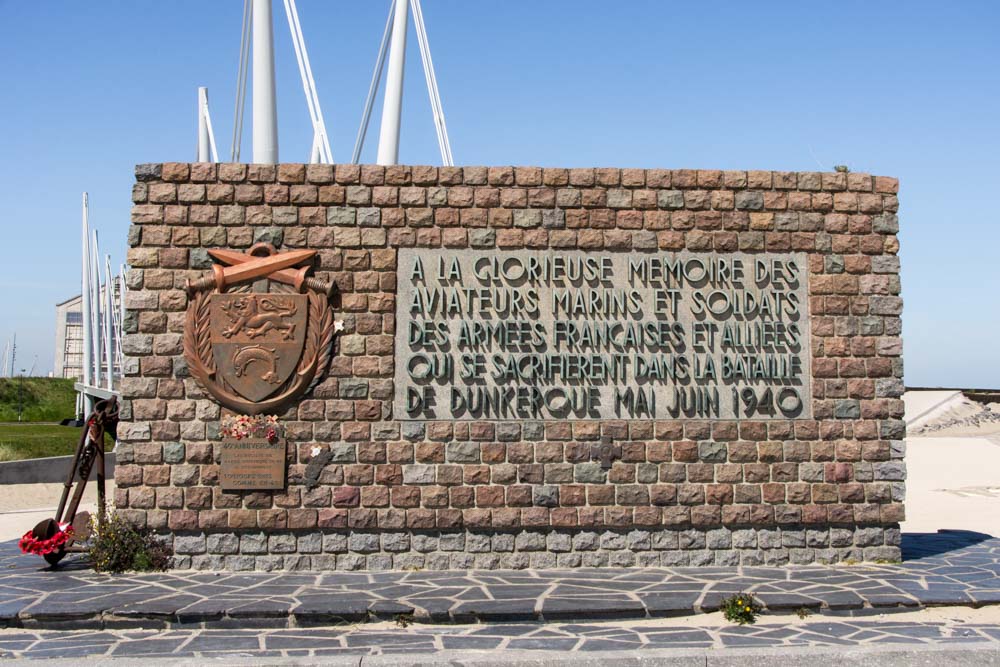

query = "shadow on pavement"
(902, 529), (995, 560)
(0, 539), (92, 573)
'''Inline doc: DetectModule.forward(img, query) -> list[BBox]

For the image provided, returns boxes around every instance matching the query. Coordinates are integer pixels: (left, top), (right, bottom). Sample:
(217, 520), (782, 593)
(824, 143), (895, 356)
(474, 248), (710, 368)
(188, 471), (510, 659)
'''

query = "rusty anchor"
(26, 397), (119, 566)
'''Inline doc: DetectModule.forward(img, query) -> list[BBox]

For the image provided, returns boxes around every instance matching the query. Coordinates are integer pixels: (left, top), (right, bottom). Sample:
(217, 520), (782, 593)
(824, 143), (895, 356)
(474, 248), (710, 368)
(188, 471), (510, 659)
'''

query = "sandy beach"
(900, 393), (1000, 536)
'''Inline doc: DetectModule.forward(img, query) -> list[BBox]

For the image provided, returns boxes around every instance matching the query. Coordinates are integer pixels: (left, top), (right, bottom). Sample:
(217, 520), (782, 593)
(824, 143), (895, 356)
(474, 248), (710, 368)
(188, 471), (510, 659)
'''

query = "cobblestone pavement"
(2, 531), (1000, 630)
(1, 531), (1000, 661)
(1, 616), (999, 660)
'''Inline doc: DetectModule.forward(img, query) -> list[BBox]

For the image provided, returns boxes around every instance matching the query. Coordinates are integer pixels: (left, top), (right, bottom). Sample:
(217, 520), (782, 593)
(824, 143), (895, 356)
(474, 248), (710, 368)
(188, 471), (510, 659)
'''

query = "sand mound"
(910, 395), (1000, 437)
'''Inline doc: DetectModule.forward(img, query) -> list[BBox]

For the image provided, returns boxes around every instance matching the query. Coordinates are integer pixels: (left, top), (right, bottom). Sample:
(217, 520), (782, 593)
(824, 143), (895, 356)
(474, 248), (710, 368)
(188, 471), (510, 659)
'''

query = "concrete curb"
(10, 600), (962, 632)
(18, 641), (1000, 666)
(0, 452), (116, 485)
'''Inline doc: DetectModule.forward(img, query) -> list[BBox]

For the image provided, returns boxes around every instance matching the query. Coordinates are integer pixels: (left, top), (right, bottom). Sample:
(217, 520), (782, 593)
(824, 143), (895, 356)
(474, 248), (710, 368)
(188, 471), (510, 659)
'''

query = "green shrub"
(86, 513), (171, 573)
(721, 592), (763, 625)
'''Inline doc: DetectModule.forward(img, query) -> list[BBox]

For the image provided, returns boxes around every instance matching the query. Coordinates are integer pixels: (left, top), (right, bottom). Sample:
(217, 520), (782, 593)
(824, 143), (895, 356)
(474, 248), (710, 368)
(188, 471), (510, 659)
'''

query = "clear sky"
(0, 1), (997, 387)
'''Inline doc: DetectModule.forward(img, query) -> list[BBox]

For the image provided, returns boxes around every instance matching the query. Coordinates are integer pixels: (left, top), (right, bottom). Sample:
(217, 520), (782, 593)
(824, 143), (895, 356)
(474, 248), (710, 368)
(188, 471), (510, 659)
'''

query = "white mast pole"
(198, 87), (211, 162)
(118, 264), (127, 372)
(352, 2), (395, 164)
(198, 87), (220, 162)
(80, 194), (93, 413)
(410, 0), (453, 166)
(376, 0), (409, 165)
(252, 0), (279, 164)
(283, 0), (332, 164)
(103, 256), (115, 390)
(90, 230), (102, 389)
(231, 0), (253, 162)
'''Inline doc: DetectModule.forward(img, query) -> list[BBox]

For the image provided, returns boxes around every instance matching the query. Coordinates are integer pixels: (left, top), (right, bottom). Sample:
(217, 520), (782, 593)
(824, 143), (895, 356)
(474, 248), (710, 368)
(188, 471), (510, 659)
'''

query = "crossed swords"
(185, 244), (335, 297)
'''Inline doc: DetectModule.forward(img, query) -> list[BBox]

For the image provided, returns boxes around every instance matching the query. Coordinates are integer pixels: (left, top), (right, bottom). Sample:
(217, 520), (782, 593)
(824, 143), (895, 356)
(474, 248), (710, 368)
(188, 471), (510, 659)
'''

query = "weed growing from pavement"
(721, 593), (763, 625)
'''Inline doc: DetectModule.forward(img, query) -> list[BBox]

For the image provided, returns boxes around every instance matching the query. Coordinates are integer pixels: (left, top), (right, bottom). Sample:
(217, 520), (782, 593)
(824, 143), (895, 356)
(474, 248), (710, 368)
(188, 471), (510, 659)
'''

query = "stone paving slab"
(1, 618), (1000, 662)
(0, 531), (998, 630)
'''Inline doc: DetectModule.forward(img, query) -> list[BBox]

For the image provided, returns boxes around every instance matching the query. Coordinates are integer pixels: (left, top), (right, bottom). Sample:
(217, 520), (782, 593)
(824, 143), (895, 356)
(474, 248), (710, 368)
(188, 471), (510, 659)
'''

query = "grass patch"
(0, 377), (77, 422)
(0, 424), (111, 462)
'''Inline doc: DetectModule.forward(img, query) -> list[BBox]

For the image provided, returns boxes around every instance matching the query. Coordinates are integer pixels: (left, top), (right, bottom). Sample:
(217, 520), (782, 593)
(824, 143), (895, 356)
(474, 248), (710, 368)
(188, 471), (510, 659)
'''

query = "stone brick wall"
(120, 162), (904, 570)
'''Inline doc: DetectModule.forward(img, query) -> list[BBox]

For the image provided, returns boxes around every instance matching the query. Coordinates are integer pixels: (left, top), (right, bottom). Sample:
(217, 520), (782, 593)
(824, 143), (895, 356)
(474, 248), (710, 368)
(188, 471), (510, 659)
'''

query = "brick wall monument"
(120, 162), (904, 570)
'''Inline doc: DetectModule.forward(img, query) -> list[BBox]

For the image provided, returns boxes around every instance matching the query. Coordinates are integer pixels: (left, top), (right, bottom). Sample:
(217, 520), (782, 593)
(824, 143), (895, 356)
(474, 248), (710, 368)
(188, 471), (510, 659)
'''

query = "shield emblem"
(209, 293), (308, 402)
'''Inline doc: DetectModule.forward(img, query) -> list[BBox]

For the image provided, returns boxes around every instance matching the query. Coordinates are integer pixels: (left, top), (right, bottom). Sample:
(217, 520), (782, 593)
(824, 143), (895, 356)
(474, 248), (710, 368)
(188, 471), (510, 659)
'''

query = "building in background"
(54, 280), (123, 381)
(54, 295), (84, 379)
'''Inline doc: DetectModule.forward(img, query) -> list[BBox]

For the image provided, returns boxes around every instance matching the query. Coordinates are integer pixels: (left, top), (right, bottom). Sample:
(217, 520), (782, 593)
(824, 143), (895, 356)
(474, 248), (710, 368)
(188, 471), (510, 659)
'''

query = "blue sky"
(0, 1), (997, 386)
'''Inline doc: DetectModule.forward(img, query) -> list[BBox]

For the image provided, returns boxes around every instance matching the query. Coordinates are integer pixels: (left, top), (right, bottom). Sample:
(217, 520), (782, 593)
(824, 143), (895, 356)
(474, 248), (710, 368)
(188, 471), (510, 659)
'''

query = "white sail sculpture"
(76, 193), (124, 418)
(225, 0), (333, 165)
(222, 1), (453, 166)
(354, 0), (453, 166)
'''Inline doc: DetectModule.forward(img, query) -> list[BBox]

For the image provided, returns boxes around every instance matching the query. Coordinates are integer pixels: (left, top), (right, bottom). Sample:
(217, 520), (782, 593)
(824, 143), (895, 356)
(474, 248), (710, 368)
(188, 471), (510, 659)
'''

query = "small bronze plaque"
(220, 438), (287, 491)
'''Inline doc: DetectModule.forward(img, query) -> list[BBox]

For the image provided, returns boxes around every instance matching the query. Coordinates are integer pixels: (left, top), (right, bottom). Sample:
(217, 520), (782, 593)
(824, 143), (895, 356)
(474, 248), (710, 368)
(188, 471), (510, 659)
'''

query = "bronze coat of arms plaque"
(183, 243), (337, 415)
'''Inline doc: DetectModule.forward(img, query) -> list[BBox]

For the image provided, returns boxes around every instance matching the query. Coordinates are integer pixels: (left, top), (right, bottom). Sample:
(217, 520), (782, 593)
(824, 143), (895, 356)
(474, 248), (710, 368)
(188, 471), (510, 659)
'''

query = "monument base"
(167, 525), (902, 570)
